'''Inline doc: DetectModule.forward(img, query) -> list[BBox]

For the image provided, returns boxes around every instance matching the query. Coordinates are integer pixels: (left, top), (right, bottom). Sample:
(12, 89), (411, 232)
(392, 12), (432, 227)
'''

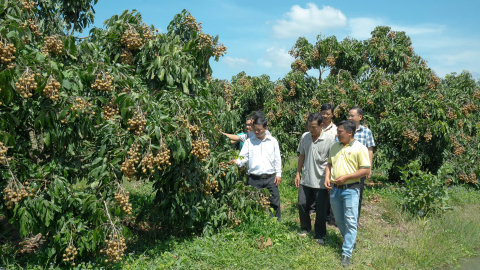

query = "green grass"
(2, 160), (480, 269)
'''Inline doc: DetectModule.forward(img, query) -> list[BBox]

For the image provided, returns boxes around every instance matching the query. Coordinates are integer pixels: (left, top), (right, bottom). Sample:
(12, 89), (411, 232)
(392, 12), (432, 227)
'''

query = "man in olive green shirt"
(295, 113), (335, 245)
(325, 120), (370, 267)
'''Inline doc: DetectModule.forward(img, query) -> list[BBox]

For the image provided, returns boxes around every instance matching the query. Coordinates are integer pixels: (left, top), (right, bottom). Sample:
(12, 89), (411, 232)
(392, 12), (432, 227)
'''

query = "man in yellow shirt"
(325, 120), (371, 267)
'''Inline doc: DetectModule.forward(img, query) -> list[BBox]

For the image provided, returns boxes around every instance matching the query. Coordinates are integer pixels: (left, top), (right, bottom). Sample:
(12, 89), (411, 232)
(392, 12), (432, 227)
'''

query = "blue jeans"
(330, 187), (360, 258)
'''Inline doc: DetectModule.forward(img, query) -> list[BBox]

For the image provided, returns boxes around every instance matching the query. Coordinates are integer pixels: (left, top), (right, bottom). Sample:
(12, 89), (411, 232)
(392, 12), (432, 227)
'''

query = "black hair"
(249, 110), (265, 120)
(252, 114), (268, 128)
(337, 120), (356, 136)
(320, 103), (334, 114)
(307, 112), (323, 125)
(349, 106), (364, 116)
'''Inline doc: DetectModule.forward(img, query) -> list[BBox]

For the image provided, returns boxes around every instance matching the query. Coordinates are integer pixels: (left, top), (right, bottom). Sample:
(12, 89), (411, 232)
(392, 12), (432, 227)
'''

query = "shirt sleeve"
(297, 134), (305, 155)
(236, 139), (249, 167)
(274, 140), (282, 177)
(357, 146), (371, 168)
(238, 133), (248, 142)
(366, 129), (375, 147)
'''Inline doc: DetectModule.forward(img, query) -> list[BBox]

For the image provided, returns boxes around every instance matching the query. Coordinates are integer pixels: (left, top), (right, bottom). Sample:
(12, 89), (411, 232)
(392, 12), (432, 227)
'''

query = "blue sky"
(85, 0), (480, 81)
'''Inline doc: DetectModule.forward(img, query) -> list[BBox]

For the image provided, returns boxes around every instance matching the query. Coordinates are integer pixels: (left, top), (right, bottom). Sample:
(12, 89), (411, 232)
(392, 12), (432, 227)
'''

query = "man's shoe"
(298, 231), (308, 237)
(341, 255), (350, 267)
(317, 238), (325, 245)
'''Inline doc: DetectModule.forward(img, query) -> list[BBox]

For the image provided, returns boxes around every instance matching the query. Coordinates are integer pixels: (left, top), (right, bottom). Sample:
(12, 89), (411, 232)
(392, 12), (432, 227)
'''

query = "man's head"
(246, 118), (252, 133)
(252, 113), (268, 139)
(348, 106), (364, 125)
(337, 120), (356, 144)
(307, 112), (323, 137)
(320, 103), (334, 124)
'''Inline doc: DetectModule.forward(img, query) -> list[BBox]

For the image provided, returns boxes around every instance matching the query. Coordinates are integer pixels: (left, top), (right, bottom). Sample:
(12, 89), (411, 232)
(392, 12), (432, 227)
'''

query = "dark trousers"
(298, 185), (329, 239)
(248, 175), (281, 221)
(358, 177), (366, 222)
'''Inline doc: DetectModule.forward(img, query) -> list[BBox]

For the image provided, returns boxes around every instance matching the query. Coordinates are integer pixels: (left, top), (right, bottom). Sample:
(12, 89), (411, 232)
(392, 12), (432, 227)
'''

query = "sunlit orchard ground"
(2, 159), (480, 269)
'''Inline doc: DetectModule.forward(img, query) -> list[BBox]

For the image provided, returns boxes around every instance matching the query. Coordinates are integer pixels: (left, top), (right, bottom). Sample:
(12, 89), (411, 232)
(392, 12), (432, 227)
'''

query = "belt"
(250, 173), (275, 179)
(333, 182), (361, 189)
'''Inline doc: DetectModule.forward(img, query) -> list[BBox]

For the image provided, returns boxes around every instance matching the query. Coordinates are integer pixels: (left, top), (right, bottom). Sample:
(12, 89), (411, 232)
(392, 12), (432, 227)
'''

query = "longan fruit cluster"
(335, 85), (346, 95)
(121, 48), (134, 65)
(458, 173), (468, 182)
(445, 178), (453, 186)
(121, 144), (140, 180)
(438, 93), (444, 100)
(213, 43), (227, 57)
(402, 129), (419, 150)
(191, 139), (209, 161)
(404, 56), (411, 70)
(183, 15), (202, 32)
(27, 19), (42, 36)
(217, 162), (229, 177)
(370, 87), (376, 94)
(378, 53), (387, 61)
(274, 85), (283, 103)
(446, 108), (457, 120)
(468, 172), (477, 184)
(127, 111), (146, 135)
(461, 103), (478, 116)
(421, 60), (428, 70)
(362, 50), (369, 62)
(121, 29), (143, 50)
(102, 102), (119, 120)
(276, 109), (283, 118)
(185, 123), (199, 136)
(70, 98), (92, 116)
(100, 234), (127, 264)
(351, 84), (360, 91)
(258, 193), (271, 211)
(450, 135), (465, 156)
(0, 142), (8, 165)
(0, 40), (16, 68)
(424, 129), (432, 142)
(42, 36), (63, 55)
(204, 175), (218, 197)
(367, 99), (374, 106)
(92, 72), (114, 92)
(339, 101), (348, 110)
(266, 111), (275, 121)
(294, 59), (308, 73)
(141, 23), (153, 42)
(460, 132), (472, 141)
(3, 182), (34, 209)
(62, 245), (78, 265)
(15, 70), (37, 98)
(114, 190), (132, 214)
(387, 31), (396, 39)
(21, 0), (37, 11)
(288, 81), (296, 96)
(333, 107), (342, 118)
(458, 120), (464, 129)
(222, 83), (233, 106)
(326, 55), (336, 67)
(371, 37), (378, 45)
(154, 144), (171, 170)
(473, 90), (480, 99)
(313, 48), (319, 61)
(141, 152), (154, 173)
(43, 77), (61, 101)
(310, 97), (319, 108)
(229, 217), (241, 228)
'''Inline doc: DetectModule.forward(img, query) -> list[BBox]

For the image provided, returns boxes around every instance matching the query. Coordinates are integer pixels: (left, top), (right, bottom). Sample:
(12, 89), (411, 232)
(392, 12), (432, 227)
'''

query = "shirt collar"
(252, 133), (271, 141)
(312, 131), (326, 142)
(356, 125), (365, 132)
(323, 122), (335, 130)
(342, 139), (356, 147)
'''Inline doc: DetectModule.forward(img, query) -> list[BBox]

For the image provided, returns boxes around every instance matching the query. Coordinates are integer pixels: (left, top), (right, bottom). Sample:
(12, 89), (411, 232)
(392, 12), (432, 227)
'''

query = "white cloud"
(273, 3), (347, 39)
(348, 18), (383, 39)
(348, 18), (444, 40)
(222, 56), (255, 68)
(258, 46), (294, 69)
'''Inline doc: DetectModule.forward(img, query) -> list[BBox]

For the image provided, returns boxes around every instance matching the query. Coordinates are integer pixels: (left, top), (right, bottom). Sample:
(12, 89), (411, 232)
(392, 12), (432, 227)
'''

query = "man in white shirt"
(230, 113), (282, 221)
(220, 111), (272, 142)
